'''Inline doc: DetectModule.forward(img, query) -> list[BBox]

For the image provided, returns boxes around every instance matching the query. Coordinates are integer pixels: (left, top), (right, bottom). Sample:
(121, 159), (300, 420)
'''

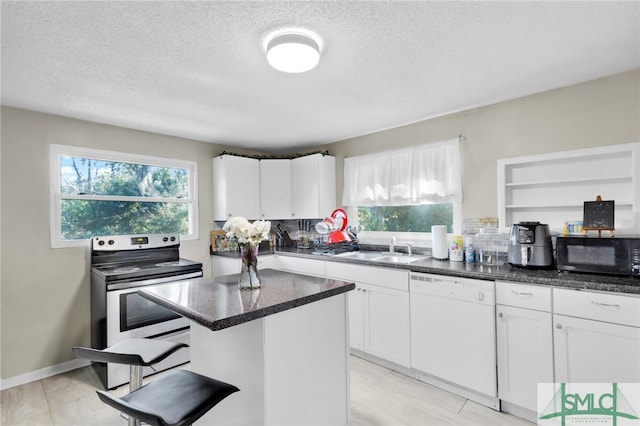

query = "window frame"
(49, 144), (198, 248)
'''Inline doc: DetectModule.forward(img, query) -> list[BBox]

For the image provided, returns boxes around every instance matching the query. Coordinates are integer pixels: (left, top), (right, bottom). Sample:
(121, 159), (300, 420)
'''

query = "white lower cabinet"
(496, 282), (553, 419)
(349, 282), (411, 366)
(212, 254), (276, 278)
(211, 255), (240, 278)
(553, 288), (640, 384)
(269, 254), (640, 423)
(257, 254), (276, 270)
(326, 262), (410, 368)
(275, 255), (325, 277)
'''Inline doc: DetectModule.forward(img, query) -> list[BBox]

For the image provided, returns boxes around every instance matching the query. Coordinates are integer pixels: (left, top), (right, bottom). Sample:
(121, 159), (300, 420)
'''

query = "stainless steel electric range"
(90, 233), (203, 389)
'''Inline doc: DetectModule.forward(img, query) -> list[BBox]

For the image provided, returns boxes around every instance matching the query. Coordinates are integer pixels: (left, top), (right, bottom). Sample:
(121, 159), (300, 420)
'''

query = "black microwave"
(556, 236), (640, 277)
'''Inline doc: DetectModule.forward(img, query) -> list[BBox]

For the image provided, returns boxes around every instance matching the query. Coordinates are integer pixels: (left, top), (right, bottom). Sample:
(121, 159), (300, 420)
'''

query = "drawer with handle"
(553, 288), (640, 327)
(496, 281), (551, 311)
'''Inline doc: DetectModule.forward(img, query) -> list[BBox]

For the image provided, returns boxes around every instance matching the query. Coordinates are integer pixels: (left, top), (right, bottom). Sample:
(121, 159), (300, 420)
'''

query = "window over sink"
(357, 204), (453, 233)
(343, 139), (462, 240)
(49, 144), (198, 248)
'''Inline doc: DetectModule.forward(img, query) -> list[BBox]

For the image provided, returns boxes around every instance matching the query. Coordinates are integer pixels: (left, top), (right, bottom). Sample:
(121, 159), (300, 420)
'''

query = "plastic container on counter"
(474, 227), (508, 265)
(449, 235), (463, 261)
(464, 235), (475, 263)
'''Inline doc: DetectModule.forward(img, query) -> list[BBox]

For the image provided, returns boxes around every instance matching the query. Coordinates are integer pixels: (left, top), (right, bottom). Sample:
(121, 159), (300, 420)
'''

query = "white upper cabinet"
(213, 155), (261, 220)
(260, 159), (292, 219)
(291, 154), (336, 218)
(214, 154), (336, 221)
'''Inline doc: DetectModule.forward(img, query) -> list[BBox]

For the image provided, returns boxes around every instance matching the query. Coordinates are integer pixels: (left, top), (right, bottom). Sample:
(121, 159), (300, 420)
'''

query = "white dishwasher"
(410, 272), (498, 408)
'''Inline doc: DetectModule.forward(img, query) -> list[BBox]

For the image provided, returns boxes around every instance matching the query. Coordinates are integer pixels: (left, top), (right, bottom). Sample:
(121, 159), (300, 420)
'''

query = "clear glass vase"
(238, 244), (260, 290)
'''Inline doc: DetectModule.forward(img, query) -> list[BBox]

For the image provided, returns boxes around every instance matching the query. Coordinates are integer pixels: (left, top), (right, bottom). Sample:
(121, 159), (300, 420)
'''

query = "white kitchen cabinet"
(348, 285), (365, 352)
(353, 282), (411, 366)
(213, 155), (261, 220)
(496, 281), (553, 420)
(257, 254), (276, 270)
(260, 159), (292, 219)
(275, 255), (325, 277)
(211, 255), (240, 278)
(553, 288), (640, 383)
(212, 254), (275, 278)
(291, 153), (336, 218)
(326, 262), (410, 367)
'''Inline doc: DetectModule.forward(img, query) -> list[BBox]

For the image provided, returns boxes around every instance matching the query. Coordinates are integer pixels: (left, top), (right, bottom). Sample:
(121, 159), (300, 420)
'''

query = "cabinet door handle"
(497, 312), (503, 318)
(556, 323), (563, 329)
(591, 301), (621, 309)
(511, 291), (533, 297)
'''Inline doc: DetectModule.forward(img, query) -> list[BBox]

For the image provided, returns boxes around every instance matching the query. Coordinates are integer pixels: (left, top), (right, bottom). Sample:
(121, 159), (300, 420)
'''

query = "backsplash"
(213, 218), (322, 248)
(462, 217), (499, 235)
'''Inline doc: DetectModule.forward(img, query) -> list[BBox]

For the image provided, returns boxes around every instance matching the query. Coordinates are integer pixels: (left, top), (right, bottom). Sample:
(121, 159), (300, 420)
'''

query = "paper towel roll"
(431, 225), (449, 260)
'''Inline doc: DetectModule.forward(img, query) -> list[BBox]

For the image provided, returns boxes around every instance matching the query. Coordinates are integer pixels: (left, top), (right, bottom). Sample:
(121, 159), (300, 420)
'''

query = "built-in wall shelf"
(498, 142), (640, 234)
(505, 176), (632, 188)
(506, 202), (633, 210)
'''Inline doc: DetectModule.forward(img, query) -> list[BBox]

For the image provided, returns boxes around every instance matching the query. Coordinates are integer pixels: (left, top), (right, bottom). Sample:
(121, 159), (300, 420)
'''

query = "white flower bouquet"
(223, 216), (271, 247)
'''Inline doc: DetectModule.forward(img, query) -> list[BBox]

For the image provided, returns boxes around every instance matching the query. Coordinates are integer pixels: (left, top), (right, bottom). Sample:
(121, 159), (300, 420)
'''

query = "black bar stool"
(73, 338), (188, 394)
(73, 338), (238, 426)
(96, 369), (239, 426)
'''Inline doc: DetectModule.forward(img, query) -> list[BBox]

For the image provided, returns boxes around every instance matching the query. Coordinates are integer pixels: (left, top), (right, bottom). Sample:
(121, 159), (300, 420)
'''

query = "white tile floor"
(1, 356), (532, 425)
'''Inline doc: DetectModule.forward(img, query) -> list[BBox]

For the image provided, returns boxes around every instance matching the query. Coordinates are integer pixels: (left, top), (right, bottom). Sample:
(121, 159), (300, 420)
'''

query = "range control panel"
(92, 234), (179, 251)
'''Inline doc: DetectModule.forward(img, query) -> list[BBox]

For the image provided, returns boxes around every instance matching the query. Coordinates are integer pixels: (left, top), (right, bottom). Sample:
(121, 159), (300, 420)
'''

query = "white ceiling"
(2, 1), (639, 152)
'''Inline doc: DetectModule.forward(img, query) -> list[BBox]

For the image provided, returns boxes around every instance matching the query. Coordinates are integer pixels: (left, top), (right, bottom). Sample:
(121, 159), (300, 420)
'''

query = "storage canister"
(464, 235), (475, 263)
(449, 235), (463, 261)
(475, 227), (503, 265)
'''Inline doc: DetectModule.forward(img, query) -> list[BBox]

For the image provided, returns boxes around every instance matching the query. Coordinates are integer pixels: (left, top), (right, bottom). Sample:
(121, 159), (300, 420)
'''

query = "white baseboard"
(0, 358), (91, 391)
(414, 370), (501, 411)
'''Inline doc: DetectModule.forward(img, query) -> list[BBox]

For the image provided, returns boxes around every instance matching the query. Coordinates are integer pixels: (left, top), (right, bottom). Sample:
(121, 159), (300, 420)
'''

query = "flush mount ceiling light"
(266, 32), (320, 73)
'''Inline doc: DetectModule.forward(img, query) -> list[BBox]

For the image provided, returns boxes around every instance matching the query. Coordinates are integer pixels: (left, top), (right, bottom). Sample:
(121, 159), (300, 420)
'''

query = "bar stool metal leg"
(128, 365), (144, 426)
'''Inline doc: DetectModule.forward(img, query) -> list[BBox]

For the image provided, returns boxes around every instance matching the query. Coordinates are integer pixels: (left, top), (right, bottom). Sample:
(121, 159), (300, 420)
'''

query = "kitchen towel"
(432, 225), (449, 260)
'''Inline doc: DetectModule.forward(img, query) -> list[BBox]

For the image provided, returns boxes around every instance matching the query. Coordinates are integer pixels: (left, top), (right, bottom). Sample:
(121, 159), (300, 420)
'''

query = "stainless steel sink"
(335, 250), (429, 264)
(377, 254), (430, 264)
(334, 251), (385, 260)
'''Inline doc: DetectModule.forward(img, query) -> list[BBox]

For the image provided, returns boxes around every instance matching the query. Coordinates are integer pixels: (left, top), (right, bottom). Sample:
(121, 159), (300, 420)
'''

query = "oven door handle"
(107, 271), (203, 291)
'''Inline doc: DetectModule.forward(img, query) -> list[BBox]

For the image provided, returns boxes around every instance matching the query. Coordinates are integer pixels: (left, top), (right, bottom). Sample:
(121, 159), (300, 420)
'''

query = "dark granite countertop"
(139, 269), (356, 331)
(268, 247), (640, 295)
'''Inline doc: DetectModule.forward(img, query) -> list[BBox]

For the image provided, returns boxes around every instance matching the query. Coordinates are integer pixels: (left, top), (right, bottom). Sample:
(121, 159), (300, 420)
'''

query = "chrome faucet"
(407, 243), (412, 256)
(390, 237), (396, 253)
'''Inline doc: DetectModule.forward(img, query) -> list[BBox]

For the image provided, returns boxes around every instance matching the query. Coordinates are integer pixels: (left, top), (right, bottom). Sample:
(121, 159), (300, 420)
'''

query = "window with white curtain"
(343, 138), (461, 236)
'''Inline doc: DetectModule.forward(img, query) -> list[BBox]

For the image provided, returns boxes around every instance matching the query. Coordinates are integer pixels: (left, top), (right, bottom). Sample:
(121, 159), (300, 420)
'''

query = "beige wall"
(323, 69), (640, 219)
(1, 68), (639, 382)
(0, 107), (227, 379)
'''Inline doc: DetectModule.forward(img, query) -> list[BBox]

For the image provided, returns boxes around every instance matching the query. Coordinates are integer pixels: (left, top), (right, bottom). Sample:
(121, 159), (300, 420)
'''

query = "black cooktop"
(92, 258), (203, 282)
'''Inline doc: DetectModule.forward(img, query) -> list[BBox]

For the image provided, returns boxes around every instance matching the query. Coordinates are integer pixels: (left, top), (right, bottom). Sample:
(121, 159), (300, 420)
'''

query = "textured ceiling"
(2, 1), (639, 152)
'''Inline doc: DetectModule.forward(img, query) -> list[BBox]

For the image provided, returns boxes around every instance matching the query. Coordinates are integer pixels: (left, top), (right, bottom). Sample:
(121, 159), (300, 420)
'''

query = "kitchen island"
(140, 268), (355, 426)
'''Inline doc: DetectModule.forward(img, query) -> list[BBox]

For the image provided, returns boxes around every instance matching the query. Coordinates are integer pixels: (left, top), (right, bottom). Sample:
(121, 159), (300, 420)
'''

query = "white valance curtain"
(342, 138), (462, 206)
